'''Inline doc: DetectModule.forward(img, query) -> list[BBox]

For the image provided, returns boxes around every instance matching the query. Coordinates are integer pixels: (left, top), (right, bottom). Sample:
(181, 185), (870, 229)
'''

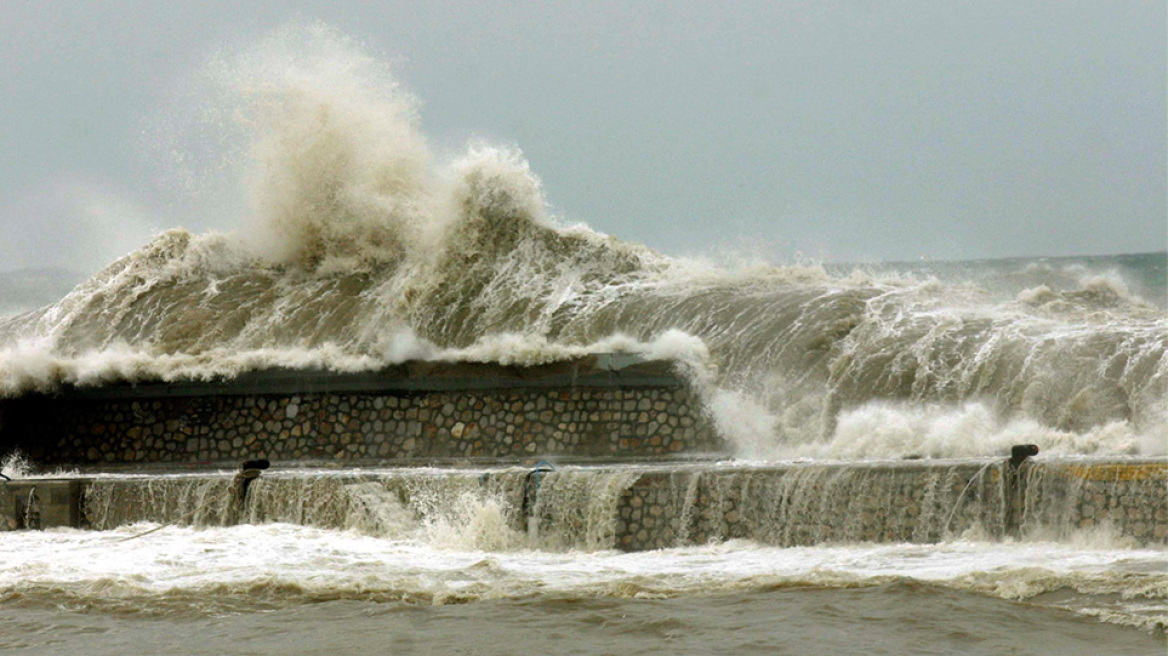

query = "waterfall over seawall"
(614, 460), (1166, 549)
(70, 460), (1165, 551)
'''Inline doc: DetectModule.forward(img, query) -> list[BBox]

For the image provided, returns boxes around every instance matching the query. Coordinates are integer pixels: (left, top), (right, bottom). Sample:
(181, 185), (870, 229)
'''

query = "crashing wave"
(0, 23), (1164, 459)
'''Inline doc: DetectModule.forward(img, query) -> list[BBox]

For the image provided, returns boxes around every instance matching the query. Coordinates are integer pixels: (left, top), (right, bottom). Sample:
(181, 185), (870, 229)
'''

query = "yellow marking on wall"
(1048, 463), (1168, 482)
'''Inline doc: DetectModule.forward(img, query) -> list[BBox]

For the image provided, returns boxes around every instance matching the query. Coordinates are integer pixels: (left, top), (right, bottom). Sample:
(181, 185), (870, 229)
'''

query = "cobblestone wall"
(1017, 462), (1167, 543)
(5, 386), (722, 465)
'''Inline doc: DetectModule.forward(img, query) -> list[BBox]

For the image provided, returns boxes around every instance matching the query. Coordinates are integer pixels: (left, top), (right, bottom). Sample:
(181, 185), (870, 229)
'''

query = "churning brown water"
(2, 583), (1164, 656)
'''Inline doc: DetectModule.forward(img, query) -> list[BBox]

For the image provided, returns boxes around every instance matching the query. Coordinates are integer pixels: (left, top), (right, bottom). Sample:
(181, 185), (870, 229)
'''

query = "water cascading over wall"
(611, 460), (1167, 549)
(69, 459), (1166, 550)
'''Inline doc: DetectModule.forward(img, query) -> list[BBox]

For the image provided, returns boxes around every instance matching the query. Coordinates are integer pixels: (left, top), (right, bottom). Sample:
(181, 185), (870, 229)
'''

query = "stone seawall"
(612, 460), (1168, 550)
(6, 460), (1163, 549)
(0, 357), (724, 466)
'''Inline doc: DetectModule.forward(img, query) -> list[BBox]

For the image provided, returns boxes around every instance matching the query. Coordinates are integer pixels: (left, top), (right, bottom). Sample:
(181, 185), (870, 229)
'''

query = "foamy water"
(1, 523), (1164, 627)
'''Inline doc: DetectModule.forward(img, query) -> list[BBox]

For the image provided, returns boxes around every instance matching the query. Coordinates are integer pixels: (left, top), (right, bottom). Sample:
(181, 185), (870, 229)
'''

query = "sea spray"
(0, 451), (31, 480)
(0, 24), (1164, 460)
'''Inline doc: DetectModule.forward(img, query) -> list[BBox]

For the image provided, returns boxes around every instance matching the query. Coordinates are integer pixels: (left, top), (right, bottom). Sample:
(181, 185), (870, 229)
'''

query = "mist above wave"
(0, 22), (1163, 460)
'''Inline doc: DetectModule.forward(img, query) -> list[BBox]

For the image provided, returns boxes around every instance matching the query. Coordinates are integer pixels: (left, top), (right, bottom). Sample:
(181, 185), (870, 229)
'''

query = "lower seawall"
(5, 459), (1164, 549)
(612, 459), (1167, 550)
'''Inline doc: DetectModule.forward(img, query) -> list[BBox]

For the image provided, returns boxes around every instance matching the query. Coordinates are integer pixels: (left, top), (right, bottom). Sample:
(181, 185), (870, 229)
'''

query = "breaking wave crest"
(0, 23), (1164, 459)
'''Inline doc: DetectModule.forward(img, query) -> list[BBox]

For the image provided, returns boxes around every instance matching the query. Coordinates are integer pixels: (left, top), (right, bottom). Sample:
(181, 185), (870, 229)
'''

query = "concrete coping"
(11, 456), (1165, 480)
(17, 353), (682, 400)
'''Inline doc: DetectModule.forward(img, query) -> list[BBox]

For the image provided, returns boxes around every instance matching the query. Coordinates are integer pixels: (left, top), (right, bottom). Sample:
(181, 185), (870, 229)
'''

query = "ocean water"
(0, 23), (1165, 654)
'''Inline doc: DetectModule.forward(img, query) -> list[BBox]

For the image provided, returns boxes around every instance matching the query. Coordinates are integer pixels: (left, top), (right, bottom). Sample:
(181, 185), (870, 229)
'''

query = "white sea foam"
(1017, 269), (1156, 314)
(821, 401), (1146, 459)
(0, 451), (31, 480)
(0, 524), (1163, 629)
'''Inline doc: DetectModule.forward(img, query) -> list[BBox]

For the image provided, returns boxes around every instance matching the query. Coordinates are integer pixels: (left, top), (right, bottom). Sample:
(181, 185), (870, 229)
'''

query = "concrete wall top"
(23, 354), (681, 400)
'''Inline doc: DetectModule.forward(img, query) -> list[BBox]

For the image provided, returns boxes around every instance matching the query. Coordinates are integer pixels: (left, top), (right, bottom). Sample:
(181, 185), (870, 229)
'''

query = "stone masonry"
(612, 460), (1168, 550)
(0, 357), (724, 466)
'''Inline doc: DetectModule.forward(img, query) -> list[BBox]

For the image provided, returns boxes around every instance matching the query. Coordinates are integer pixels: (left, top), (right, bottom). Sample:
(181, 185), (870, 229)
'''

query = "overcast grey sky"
(1, 1), (1164, 273)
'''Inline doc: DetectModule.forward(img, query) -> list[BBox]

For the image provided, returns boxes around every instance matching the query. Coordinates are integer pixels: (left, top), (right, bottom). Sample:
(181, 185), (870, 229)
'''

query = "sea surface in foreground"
(1, 522), (1165, 655)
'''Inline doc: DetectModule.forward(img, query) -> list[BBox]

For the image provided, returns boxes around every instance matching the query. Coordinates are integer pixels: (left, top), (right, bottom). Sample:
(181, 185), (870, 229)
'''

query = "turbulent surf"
(0, 23), (1164, 463)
